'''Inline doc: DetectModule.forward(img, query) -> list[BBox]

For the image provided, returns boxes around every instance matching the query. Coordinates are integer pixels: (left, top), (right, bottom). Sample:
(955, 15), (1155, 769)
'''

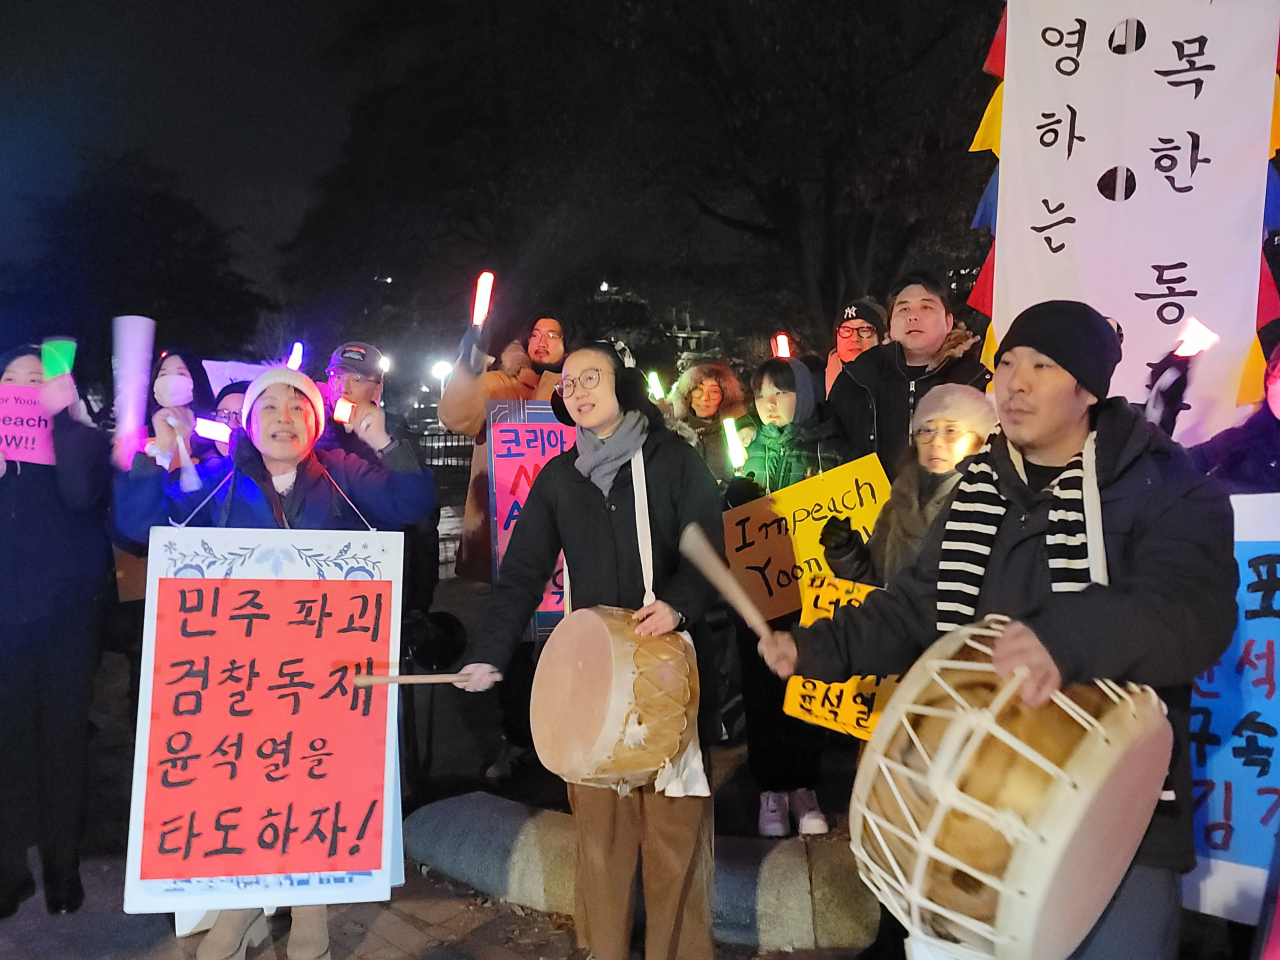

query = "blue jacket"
(0, 410), (113, 625)
(114, 437), (436, 538)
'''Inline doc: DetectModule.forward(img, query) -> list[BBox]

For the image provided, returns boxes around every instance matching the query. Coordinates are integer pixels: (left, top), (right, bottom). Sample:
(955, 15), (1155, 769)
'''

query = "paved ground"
(0, 545), (1260, 960)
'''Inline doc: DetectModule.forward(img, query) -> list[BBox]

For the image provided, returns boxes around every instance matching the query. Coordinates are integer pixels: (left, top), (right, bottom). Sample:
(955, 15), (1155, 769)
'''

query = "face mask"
(154, 373), (195, 408)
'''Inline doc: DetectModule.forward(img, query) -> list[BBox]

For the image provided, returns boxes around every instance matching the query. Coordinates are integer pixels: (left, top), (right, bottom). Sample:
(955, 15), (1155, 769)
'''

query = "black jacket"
(467, 428), (725, 741)
(793, 399), (1237, 872)
(1189, 405), (1280, 493)
(0, 411), (113, 626)
(827, 335), (991, 481)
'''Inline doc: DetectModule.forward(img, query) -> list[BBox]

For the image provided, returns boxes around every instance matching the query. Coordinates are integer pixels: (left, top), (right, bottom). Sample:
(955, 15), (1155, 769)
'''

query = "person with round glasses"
(455, 342), (725, 960)
(824, 298), (886, 397)
(210, 381), (249, 456)
(822, 383), (996, 587)
(668, 360), (747, 482)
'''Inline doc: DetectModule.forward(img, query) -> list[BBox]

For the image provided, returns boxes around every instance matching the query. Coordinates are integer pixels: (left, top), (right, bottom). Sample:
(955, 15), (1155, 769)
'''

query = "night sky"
(0, 0), (365, 280)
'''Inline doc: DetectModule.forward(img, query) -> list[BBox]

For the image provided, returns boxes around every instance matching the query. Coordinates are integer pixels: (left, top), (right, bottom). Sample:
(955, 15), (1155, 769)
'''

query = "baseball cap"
(327, 342), (384, 379)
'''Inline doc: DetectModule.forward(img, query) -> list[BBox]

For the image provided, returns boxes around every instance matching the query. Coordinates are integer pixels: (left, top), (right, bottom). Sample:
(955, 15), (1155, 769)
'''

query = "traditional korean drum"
(530, 605), (699, 793)
(849, 616), (1173, 960)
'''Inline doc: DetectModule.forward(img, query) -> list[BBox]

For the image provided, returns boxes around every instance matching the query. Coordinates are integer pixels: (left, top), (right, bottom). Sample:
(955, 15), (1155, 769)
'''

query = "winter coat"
(0, 411), (112, 626)
(465, 427), (725, 744)
(826, 464), (960, 586)
(113, 436), (436, 537)
(439, 347), (559, 581)
(671, 406), (746, 484)
(742, 414), (850, 494)
(827, 330), (991, 481)
(792, 398), (1238, 873)
(1189, 405), (1280, 493)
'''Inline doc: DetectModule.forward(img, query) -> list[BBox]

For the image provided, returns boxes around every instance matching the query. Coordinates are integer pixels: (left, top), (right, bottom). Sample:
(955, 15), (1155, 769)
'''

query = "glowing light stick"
(723, 417), (747, 470)
(472, 271), (495, 326)
(1173, 316), (1220, 358)
(194, 418), (232, 444)
(333, 397), (356, 424)
(772, 333), (791, 358)
(647, 371), (664, 401)
(111, 315), (156, 470)
(42, 338), (76, 378)
(287, 341), (304, 370)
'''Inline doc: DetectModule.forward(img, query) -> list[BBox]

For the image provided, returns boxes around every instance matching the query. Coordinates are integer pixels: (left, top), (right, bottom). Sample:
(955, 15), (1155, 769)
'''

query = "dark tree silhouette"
(2, 152), (270, 378)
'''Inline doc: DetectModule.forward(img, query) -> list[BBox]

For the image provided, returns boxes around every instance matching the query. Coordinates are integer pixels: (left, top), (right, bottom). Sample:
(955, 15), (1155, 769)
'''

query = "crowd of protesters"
(2, 266), (1279, 960)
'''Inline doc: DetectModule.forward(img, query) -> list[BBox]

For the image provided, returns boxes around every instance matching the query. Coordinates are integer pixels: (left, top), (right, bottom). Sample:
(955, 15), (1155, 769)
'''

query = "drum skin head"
(849, 618), (1173, 960)
(530, 609), (613, 778)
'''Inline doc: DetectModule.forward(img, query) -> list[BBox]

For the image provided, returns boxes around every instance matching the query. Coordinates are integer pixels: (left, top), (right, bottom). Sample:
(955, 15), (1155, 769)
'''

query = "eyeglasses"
(529, 330), (563, 343)
(213, 410), (243, 425)
(690, 386), (723, 400)
(914, 424), (975, 444)
(837, 324), (878, 342)
(328, 370), (380, 384)
(556, 368), (602, 397)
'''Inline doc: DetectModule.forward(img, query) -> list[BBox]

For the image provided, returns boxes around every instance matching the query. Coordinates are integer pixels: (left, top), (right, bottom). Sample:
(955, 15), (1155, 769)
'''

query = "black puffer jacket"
(827, 331), (991, 481)
(466, 427), (726, 743)
(0, 411), (112, 626)
(1189, 405), (1280, 493)
(793, 399), (1237, 873)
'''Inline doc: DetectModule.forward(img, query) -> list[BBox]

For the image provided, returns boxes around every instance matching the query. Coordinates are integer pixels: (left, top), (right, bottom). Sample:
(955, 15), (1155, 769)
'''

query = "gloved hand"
(819, 515), (855, 552)
(458, 326), (489, 377)
(723, 475), (764, 509)
(821, 515), (874, 583)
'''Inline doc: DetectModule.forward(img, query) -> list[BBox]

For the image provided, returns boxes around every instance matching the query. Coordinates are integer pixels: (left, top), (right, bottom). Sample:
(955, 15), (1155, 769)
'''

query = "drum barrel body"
(848, 617), (1172, 960)
(530, 606), (699, 792)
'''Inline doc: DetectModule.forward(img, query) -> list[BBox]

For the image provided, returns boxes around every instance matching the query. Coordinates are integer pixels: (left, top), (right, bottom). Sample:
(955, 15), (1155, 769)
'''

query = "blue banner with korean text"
(1185, 493), (1280, 924)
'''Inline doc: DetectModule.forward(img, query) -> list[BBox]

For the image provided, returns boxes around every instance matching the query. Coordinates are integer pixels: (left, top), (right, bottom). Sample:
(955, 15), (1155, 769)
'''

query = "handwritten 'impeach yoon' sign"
(0, 385), (54, 465)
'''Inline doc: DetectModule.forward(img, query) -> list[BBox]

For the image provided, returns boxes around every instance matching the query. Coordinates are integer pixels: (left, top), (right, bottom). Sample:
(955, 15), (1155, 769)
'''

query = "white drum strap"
(630, 447), (656, 606)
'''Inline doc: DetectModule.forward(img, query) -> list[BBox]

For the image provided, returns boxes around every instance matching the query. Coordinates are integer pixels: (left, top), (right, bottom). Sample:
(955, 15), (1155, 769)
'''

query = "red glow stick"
(333, 398), (356, 424)
(773, 333), (791, 358)
(472, 272), (495, 326)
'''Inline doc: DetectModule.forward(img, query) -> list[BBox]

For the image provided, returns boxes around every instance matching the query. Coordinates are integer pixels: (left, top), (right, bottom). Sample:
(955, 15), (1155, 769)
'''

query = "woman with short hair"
(455, 342), (724, 960)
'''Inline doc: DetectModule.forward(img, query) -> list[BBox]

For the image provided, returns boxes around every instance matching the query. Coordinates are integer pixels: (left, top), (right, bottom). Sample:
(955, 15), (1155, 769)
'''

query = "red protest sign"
(0, 385), (54, 465)
(139, 578), (392, 880)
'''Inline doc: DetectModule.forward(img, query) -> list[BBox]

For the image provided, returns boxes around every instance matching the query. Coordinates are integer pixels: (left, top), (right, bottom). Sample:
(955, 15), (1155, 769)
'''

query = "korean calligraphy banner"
(124, 528), (404, 913)
(721, 455), (890, 621)
(1183, 494), (1280, 924)
(996, 2), (1280, 442)
(487, 400), (576, 641)
(0, 385), (54, 465)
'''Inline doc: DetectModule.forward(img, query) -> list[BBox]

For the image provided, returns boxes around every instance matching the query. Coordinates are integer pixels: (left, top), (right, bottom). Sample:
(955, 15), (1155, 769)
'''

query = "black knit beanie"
(995, 300), (1121, 401)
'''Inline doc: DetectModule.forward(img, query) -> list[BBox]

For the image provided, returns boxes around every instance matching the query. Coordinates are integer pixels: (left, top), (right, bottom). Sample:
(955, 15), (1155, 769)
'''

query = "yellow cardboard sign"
(721, 455), (890, 621)
(799, 574), (877, 626)
(783, 674), (900, 740)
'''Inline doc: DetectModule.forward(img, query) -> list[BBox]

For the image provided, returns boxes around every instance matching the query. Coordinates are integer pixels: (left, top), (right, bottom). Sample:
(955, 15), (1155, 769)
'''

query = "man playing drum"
(759, 301), (1237, 959)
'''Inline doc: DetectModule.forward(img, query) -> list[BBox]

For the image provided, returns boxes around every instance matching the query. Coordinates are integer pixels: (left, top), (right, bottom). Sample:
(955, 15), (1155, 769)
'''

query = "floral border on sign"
(162, 539), (258, 578)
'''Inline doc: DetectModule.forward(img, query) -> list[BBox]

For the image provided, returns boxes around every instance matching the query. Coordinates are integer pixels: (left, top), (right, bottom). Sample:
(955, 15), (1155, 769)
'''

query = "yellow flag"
(969, 82), (1004, 158)
(1271, 75), (1280, 157)
(1239, 337), (1267, 406)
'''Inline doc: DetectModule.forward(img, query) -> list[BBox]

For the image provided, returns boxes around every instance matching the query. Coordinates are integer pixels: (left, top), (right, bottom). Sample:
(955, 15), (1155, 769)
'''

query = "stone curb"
(403, 792), (877, 951)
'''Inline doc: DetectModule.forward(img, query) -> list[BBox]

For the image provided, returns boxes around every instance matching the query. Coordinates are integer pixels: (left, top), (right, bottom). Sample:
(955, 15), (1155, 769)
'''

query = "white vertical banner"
(995, 2), (1280, 442)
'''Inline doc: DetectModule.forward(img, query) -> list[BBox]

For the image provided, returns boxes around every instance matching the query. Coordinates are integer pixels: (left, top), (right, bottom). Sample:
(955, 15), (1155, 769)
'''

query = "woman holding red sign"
(114, 366), (436, 960)
(0, 344), (113, 921)
(455, 342), (725, 960)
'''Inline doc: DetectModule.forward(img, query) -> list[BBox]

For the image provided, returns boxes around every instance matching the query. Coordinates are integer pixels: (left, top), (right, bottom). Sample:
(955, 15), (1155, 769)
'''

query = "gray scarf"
(575, 410), (649, 496)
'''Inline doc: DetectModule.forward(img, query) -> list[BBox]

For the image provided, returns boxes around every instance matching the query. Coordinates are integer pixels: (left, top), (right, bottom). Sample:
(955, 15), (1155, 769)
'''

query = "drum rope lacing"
(851, 615), (1169, 956)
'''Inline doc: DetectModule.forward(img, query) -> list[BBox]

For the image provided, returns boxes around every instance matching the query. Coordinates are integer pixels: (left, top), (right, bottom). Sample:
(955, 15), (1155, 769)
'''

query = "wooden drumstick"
(679, 523), (772, 641)
(353, 673), (469, 687)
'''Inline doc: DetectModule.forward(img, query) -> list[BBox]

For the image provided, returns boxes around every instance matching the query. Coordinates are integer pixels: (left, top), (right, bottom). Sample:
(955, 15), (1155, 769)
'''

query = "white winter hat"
(242, 367), (327, 435)
(912, 383), (997, 438)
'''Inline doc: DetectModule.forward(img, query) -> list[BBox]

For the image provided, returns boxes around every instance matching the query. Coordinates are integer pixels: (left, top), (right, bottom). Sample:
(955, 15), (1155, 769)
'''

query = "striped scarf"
(936, 431), (1107, 633)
